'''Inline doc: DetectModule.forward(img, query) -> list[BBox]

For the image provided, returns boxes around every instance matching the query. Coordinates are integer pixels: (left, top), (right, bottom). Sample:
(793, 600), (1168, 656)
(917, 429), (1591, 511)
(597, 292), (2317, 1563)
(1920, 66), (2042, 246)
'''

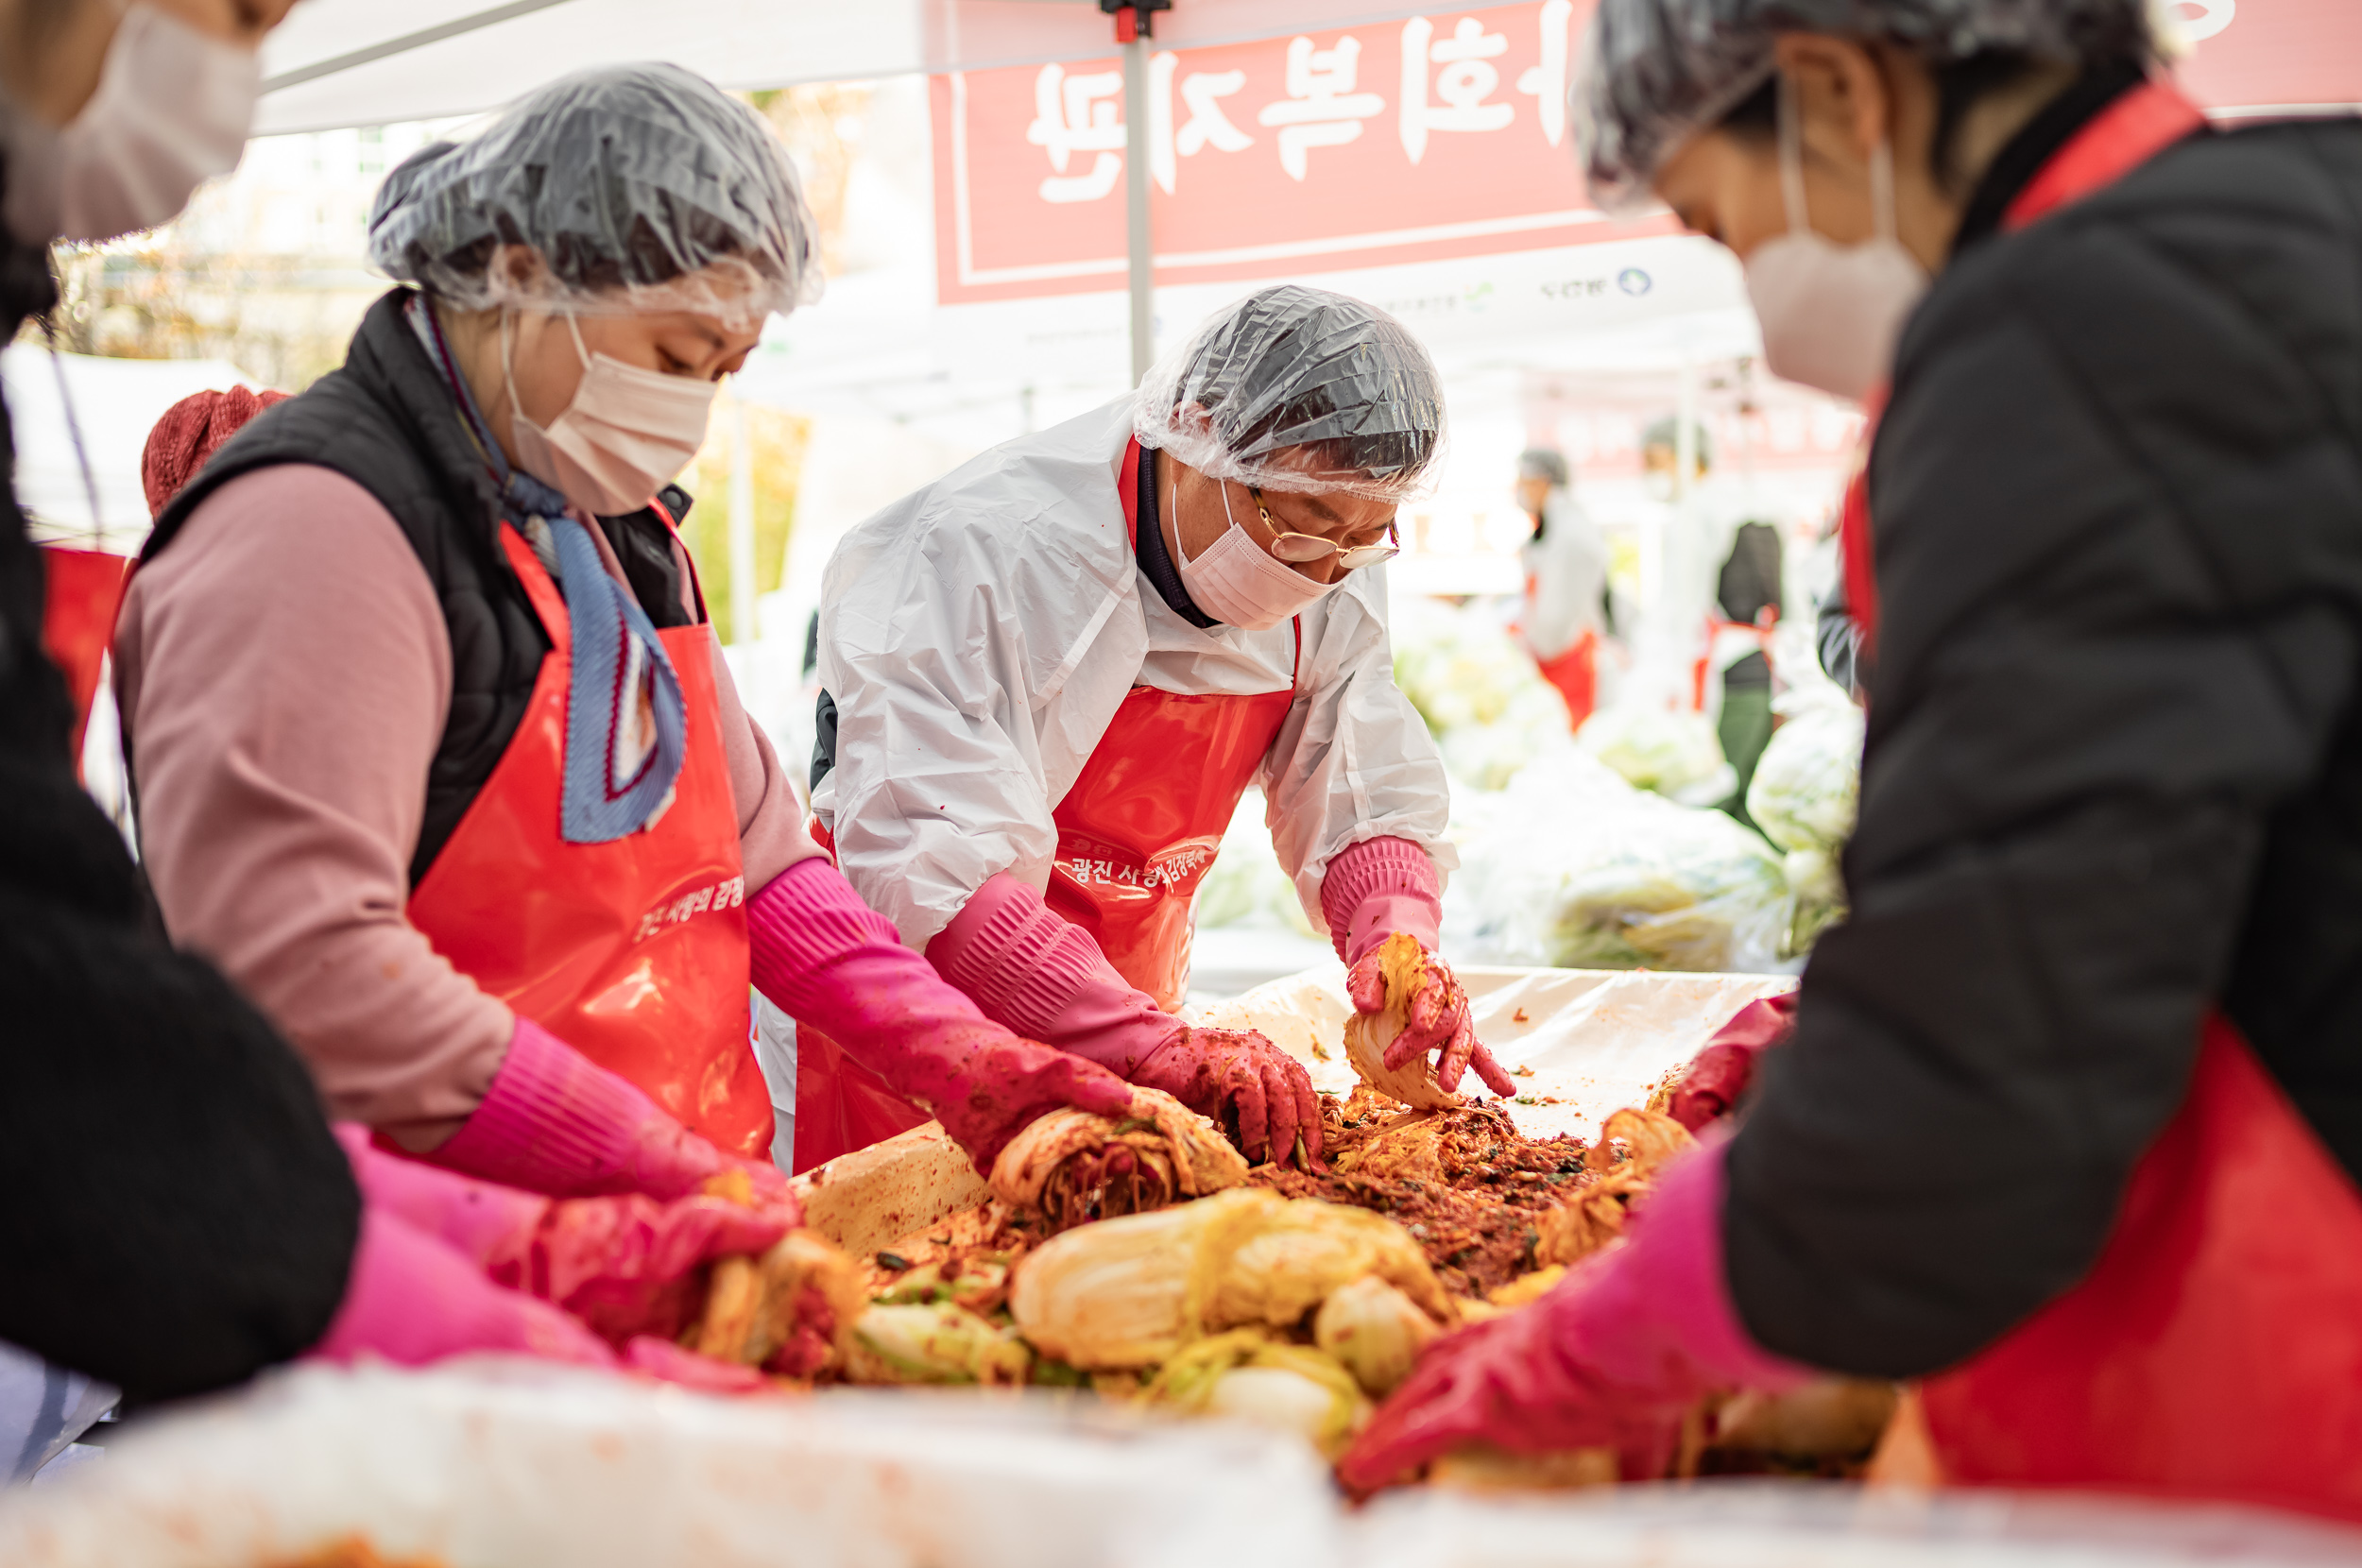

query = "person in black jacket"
(0, 0), (354, 1418)
(1344, 0), (2362, 1514)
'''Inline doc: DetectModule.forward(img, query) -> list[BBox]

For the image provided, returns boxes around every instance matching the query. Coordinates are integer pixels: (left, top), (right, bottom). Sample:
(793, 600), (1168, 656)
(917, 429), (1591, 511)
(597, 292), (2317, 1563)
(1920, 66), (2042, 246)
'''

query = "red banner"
(932, 0), (2361, 308)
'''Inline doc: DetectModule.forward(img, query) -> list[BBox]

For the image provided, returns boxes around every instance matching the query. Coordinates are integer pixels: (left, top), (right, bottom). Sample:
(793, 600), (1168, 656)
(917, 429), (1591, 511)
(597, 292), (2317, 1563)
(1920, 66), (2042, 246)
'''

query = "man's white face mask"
(5, 4), (262, 245)
(1741, 75), (1930, 403)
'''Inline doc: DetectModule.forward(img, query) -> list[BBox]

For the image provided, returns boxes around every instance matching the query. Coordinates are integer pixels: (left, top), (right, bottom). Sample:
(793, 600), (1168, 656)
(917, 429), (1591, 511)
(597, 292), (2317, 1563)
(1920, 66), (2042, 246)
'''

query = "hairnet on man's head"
(1135, 285), (1446, 502)
(1518, 448), (1571, 487)
(1572, 0), (2157, 209)
(368, 63), (820, 330)
(1642, 414), (1716, 469)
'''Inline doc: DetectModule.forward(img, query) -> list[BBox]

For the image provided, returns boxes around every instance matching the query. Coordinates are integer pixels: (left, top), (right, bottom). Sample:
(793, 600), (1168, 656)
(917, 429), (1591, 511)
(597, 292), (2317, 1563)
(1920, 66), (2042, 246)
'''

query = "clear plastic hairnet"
(1573, 0), (2157, 209)
(368, 63), (820, 331)
(1134, 284), (1446, 502)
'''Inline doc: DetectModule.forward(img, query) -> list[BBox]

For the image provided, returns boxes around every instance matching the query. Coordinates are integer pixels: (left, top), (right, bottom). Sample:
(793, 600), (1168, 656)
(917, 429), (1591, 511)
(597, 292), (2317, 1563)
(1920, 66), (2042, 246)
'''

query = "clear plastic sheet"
(1134, 285), (1446, 502)
(368, 63), (820, 329)
(1572, 0), (2159, 209)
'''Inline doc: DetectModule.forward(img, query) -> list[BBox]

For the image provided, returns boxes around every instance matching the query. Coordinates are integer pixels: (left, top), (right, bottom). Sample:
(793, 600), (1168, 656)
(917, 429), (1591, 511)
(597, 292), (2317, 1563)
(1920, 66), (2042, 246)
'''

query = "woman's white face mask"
(1173, 477), (1344, 631)
(505, 312), (718, 517)
(4, 4), (261, 245)
(1741, 76), (1930, 403)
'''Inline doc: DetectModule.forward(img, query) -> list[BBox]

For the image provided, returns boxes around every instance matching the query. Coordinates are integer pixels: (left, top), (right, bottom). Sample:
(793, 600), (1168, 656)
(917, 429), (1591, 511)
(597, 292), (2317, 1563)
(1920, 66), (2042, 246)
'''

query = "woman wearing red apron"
(1344, 0), (2362, 1524)
(116, 66), (1131, 1271)
(809, 286), (1519, 1173)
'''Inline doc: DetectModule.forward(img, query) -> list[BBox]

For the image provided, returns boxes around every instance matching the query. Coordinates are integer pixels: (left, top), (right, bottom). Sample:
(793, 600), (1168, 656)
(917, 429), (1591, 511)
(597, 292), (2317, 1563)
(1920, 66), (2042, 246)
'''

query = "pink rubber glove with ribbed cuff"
(926, 871), (1320, 1166)
(309, 1181), (764, 1393)
(1336, 1130), (1814, 1492)
(1324, 837), (1515, 1099)
(745, 858), (1136, 1173)
(426, 1014), (795, 1218)
(339, 1127), (789, 1346)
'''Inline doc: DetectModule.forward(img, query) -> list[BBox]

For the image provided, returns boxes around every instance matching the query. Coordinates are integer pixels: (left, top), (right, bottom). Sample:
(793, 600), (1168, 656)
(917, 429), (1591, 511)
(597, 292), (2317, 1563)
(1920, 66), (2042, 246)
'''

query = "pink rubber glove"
(928, 872), (1321, 1166)
(427, 1014), (795, 1218)
(339, 1127), (790, 1346)
(1667, 992), (1797, 1133)
(308, 1206), (764, 1392)
(1336, 1131), (1814, 1492)
(1325, 838), (1515, 1099)
(747, 858), (1136, 1173)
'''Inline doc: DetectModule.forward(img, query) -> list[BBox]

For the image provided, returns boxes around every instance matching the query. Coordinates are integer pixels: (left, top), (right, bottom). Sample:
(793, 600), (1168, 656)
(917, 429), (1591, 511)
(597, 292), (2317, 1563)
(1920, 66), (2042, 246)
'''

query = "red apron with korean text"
(1848, 83), (2362, 1521)
(792, 438), (1298, 1169)
(406, 520), (769, 1160)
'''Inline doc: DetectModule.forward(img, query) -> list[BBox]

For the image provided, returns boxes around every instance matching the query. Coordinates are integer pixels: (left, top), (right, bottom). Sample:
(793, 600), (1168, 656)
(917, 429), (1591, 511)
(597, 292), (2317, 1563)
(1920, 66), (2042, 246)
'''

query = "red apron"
(792, 437), (1299, 1169)
(1847, 83), (2362, 1520)
(38, 544), (131, 770)
(1534, 626), (1599, 730)
(406, 520), (770, 1160)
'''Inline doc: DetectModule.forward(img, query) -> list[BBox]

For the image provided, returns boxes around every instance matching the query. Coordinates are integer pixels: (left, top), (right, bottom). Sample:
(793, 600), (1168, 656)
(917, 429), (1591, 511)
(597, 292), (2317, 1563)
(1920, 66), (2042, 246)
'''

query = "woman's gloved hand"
(1335, 1132), (1813, 1492)
(309, 1201), (764, 1393)
(1324, 837), (1515, 1099)
(746, 859), (1138, 1174)
(1667, 992), (1798, 1132)
(1128, 1026), (1321, 1167)
(426, 1014), (796, 1219)
(339, 1127), (792, 1345)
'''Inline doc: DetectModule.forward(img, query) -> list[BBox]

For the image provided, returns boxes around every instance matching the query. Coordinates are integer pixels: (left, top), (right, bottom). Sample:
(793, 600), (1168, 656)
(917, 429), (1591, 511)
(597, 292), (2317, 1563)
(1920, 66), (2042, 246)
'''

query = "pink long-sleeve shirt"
(114, 465), (821, 1147)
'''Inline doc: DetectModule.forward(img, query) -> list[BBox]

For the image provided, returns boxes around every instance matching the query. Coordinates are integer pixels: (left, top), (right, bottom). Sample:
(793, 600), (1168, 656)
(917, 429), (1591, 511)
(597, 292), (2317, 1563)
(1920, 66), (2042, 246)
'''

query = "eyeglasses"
(1249, 487), (1401, 571)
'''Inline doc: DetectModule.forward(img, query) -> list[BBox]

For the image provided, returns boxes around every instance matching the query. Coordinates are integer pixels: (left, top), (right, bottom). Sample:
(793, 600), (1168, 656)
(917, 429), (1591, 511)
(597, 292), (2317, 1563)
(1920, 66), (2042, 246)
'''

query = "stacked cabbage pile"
(1743, 692), (1864, 952)
(1446, 750), (1795, 974)
(1389, 598), (1573, 793)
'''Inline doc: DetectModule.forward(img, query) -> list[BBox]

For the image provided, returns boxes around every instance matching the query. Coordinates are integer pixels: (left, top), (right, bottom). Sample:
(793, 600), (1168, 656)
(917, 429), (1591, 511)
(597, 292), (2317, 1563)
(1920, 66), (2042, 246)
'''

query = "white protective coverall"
(812, 396), (1453, 952)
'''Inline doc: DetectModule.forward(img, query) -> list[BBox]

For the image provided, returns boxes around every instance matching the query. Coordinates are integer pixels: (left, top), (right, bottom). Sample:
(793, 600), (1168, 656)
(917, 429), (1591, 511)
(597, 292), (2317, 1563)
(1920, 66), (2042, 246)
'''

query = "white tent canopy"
(256, 0), (1445, 133)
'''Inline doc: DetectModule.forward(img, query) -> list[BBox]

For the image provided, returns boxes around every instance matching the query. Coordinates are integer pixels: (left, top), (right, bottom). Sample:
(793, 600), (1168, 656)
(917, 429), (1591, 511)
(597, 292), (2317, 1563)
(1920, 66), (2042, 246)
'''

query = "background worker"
(118, 65), (1134, 1238)
(1344, 0), (2362, 1518)
(812, 286), (1518, 1172)
(1513, 447), (1612, 729)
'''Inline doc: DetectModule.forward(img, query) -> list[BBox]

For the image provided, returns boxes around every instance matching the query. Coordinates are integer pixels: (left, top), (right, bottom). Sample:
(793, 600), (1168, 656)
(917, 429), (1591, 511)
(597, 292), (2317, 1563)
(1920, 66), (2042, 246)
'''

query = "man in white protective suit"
(806, 285), (1518, 1171)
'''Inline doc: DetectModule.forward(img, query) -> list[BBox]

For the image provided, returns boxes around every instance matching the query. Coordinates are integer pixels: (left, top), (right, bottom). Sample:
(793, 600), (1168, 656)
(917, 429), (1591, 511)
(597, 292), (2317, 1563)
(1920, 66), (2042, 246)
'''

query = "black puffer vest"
(144, 288), (701, 884)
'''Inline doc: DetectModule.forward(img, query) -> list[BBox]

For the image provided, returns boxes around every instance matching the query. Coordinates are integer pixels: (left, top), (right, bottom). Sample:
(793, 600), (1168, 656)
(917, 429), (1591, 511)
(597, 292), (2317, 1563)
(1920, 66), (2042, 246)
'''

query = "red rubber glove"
(340, 1127), (791, 1346)
(1127, 1027), (1320, 1167)
(1336, 1131), (1813, 1492)
(747, 859), (1138, 1174)
(428, 1014), (795, 1219)
(1667, 992), (1798, 1133)
(1326, 837), (1515, 1099)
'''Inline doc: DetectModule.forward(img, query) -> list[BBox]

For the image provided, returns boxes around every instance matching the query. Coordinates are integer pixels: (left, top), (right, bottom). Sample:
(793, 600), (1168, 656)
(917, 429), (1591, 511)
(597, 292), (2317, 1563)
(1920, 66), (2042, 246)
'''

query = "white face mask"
(1741, 77), (1930, 403)
(1173, 477), (1344, 631)
(505, 312), (717, 517)
(4, 4), (260, 246)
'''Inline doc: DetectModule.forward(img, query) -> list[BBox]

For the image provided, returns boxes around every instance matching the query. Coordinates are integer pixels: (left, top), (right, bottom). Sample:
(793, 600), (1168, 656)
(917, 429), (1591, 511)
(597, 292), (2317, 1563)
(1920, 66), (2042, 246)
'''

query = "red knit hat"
(141, 386), (291, 520)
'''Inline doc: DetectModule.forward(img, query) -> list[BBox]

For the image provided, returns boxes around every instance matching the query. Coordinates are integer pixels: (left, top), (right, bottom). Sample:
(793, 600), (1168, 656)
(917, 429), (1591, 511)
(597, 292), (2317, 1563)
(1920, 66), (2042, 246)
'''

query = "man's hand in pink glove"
(1335, 1133), (1812, 1492)
(1129, 1027), (1321, 1168)
(927, 1034), (1138, 1174)
(426, 1015), (795, 1222)
(1345, 945), (1516, 1099)
(1667, 992), (1797, 1133)
(340, 1127), (791, 1345)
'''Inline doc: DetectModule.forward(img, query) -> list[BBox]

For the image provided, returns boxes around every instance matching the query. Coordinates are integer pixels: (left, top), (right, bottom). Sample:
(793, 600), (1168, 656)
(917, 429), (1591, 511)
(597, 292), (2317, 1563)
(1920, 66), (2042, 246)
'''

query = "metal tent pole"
(1104, 0), (1170, 385)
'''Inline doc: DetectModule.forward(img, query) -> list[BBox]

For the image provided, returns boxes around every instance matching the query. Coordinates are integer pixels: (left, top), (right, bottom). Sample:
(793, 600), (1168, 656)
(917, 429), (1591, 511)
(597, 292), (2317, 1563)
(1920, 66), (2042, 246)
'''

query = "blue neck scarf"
(411, 298), (687, 844)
